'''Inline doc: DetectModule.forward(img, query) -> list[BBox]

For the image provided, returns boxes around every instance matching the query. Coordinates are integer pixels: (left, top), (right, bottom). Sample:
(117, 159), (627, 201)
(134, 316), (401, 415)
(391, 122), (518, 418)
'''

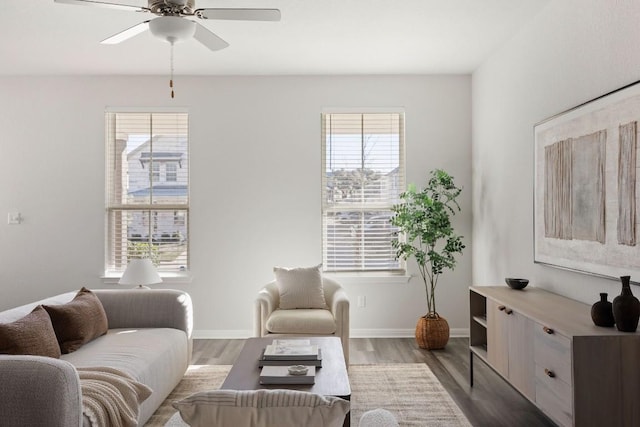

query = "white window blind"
(105, 112), (189, 275)
(322, 112), (405, 272)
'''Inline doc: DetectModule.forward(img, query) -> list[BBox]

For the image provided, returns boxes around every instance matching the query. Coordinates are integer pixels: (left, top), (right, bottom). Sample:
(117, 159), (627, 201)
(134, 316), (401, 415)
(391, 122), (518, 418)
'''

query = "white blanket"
(78, 366), (153, 427)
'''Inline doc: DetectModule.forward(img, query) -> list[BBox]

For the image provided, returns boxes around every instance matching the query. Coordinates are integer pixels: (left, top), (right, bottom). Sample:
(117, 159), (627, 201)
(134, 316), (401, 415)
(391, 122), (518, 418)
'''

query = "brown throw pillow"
(0, 305), (61, 358)
(44, 287), (108, 353)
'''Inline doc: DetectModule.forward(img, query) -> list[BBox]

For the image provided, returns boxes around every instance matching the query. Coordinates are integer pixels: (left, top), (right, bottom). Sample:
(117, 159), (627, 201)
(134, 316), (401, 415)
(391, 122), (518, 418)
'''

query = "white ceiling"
(3, 0), (550, 76)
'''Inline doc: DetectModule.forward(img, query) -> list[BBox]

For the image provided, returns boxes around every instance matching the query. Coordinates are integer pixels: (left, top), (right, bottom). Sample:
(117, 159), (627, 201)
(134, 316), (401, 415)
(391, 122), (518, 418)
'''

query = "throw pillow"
(274, 264), (328, 309)
(0, 305), (61, 358)
(173, 389), (350, 427)
(44, 287), (108, 353)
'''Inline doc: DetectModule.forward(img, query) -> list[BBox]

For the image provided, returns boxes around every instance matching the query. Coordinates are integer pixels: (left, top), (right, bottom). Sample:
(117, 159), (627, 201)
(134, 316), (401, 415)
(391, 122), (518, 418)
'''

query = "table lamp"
(119, 258), (162, 289)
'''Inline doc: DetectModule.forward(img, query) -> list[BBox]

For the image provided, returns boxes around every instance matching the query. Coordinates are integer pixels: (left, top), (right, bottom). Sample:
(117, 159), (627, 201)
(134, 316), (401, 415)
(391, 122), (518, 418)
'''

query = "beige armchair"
(254, 277), (350, 364)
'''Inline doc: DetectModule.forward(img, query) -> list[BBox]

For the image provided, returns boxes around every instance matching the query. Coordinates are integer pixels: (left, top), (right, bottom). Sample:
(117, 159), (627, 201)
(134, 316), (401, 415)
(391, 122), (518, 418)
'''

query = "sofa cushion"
(172, 389), (350, 427)
(62, 327), (189, 425)
(266, 308), (336, 334)
(274, 265), (328, 309)
(44, 287), (108, 353)
(0, 305), (61, 358)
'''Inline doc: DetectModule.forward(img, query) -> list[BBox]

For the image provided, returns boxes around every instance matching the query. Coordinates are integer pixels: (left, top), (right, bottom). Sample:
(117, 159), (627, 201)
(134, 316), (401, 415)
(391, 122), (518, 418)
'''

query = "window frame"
(104, 108), (190, 279)
(321, 109), (407, 275)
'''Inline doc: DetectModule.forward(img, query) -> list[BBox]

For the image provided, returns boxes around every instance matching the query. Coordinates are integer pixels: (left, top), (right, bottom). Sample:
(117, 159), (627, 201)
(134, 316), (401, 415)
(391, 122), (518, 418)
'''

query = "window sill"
(323, 272), (412, 285)
(101, 271), (193, 286)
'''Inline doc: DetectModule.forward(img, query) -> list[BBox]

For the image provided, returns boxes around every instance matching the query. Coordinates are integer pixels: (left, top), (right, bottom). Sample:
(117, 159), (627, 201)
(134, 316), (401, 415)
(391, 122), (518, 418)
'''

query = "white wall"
(0, 75), (472, 337)
(473, 0), (640, 303)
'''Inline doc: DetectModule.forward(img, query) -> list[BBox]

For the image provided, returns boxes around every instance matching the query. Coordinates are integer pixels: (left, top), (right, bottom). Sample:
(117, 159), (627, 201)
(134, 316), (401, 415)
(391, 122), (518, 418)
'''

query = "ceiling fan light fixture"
(149, 16), (196, 44)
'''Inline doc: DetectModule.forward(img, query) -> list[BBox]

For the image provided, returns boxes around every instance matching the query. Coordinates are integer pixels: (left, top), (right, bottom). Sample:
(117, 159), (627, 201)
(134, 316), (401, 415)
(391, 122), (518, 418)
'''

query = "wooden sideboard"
(469, 286), (640, 427)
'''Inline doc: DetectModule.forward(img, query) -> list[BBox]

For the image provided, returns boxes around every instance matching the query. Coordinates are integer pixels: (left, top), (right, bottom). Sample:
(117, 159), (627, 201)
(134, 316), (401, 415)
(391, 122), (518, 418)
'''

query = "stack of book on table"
(258, 339), (321, 385)
(258, 339), (323, 367)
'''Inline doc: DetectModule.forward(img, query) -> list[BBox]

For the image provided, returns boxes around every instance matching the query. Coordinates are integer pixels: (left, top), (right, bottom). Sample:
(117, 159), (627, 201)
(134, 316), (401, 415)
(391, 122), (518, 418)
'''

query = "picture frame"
(534, 80), (640, 281)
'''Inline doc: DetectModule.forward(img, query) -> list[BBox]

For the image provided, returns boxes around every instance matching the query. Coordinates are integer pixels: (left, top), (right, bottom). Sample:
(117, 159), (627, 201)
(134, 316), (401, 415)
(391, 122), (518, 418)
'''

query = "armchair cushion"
(266, 309), (336, 334)
(274, 265), (328, 309)
(0, 305), (61, 358)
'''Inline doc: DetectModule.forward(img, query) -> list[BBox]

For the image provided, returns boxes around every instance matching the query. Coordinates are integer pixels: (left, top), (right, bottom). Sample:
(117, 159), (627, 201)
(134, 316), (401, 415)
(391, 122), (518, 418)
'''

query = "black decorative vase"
(591, 293), (615, 327)
(612, 276), (640, 332)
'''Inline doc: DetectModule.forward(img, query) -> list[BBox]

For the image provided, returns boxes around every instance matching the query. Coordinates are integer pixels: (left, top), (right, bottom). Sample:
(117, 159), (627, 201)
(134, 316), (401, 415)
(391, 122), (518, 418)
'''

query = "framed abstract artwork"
(534, 80), (640, 280)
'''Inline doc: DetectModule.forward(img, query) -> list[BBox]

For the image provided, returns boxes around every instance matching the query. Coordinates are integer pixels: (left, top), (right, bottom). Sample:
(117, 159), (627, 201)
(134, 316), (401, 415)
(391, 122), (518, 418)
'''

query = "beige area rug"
(145, 365), (231, 426)
(349, 364), (471, 426)
(145, 363), (471, 427)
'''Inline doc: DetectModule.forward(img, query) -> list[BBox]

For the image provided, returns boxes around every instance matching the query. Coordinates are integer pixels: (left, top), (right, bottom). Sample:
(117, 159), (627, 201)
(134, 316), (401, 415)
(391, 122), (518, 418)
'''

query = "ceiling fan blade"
(193, 23), (229, 51)
(101, 21), (150, 44)
(54, 0), (150, 13)
(195, 8), (281, 22)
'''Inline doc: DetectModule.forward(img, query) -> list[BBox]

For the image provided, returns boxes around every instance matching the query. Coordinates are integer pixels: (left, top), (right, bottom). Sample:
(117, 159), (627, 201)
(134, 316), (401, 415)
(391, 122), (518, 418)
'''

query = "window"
(174, 210), (186, 227)
(166, 163), (178, 182)
(151, 162), (160, 182)
(105, 111), (189, 275)
(321, 112), (405, 272)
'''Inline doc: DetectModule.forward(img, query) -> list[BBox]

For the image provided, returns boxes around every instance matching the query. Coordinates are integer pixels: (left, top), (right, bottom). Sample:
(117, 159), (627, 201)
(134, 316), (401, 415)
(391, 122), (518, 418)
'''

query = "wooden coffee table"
(221, 336), (351, 426)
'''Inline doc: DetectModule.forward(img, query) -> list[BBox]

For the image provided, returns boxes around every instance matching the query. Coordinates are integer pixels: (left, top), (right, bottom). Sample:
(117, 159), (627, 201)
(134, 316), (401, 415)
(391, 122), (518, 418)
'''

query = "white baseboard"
(193, 330), (252, 339)
(192, 328), (470, 339)
(350, 328), (469, 338)
(350, 329), (413, 338)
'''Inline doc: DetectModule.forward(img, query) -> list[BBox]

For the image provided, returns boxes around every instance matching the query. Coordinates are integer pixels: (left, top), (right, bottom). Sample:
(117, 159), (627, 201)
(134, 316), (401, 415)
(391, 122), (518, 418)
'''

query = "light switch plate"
(8, 212), (23, 225)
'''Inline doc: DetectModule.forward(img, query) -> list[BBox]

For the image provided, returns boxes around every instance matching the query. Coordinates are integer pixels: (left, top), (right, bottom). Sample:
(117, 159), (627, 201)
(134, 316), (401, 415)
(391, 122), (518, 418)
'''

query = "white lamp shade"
(119, 259), (162, 286)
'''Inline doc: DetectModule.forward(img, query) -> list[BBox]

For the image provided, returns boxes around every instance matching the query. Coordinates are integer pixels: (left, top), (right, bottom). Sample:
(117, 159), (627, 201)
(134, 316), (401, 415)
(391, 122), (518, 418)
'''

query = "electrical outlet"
(357, 295), (366, 308)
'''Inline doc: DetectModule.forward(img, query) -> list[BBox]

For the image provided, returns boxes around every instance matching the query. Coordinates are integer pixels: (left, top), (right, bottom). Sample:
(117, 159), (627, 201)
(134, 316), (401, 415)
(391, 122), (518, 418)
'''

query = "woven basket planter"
(415, 314), (450, 350)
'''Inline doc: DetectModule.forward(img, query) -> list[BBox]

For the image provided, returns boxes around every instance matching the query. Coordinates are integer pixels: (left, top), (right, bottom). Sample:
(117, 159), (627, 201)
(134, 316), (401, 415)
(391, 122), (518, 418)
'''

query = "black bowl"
(505, 278), (529, 290)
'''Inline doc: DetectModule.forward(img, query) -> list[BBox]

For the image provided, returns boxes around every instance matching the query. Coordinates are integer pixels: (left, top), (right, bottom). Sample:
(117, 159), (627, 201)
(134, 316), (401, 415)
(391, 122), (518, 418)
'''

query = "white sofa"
(0, 288), (193, 427)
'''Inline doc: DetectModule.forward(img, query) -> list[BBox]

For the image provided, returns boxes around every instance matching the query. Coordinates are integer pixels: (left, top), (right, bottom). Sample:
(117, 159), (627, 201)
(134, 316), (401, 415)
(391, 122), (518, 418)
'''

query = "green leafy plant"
(391, 169), (465, 317)
(127, 241), (160, 264)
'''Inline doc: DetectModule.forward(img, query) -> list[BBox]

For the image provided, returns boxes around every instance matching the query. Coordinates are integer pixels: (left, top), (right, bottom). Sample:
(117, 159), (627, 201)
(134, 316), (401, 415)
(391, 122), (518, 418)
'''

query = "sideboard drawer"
(534, 323), (572, 385)
(536, 365), (572, 427)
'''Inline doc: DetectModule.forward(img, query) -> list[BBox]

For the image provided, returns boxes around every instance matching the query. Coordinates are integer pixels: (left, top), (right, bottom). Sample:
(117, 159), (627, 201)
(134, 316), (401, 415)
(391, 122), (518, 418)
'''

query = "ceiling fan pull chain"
(170, 41), (175, 99)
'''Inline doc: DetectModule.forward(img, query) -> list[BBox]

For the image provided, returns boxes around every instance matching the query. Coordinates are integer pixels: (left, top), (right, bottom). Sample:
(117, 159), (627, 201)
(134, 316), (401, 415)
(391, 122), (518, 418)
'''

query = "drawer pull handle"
(543, 326), (554, 334)
(544, 368), (555, 378)
(505, 308), (513, 315)
(498, 305), (506, 311)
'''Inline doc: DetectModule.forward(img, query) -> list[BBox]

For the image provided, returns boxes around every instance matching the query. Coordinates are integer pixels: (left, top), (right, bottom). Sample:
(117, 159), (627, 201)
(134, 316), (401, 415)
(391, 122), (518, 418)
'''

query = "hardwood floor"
(192, 337), (557, 427)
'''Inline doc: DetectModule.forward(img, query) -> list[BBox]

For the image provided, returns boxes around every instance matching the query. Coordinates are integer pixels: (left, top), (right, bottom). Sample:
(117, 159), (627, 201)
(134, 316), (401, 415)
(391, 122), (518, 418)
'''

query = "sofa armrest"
(0, 355), (82, 427)
(330, 288), (350, 363)
(93, 289), (193, 339)
(254, 282), (280, 337)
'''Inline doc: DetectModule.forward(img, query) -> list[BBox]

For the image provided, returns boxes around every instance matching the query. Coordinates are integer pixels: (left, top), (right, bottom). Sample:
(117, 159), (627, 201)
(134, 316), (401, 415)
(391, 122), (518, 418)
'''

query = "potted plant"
(390, 169), (465, 349)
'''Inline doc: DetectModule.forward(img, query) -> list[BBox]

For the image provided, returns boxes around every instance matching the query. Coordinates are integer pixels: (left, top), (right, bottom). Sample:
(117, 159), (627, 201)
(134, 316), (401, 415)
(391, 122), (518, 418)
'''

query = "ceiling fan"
(55, 0), (281, 97)
(54, 0), (281, 51)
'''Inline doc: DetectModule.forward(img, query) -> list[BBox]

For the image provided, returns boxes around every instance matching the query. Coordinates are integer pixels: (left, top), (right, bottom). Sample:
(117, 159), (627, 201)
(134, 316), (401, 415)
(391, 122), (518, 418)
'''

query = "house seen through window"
(105, 111), (189, 275)
(321, 112), (406, 273)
